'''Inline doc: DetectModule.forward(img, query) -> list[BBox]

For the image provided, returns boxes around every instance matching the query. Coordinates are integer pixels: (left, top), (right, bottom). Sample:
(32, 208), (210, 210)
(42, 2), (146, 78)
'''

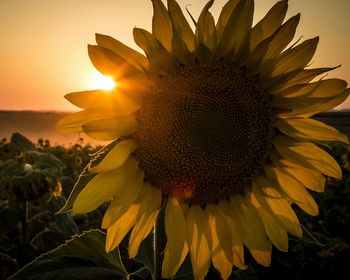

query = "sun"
(87, 70), (116, 91)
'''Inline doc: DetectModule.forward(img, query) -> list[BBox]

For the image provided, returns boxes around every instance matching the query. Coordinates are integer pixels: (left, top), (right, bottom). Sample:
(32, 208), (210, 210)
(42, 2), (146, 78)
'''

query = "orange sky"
(1, 0), (349, 111)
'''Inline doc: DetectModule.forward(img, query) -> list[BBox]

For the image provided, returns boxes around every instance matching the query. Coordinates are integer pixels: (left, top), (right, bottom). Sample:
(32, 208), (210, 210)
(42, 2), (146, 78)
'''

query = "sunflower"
(57, 0), (349, 279)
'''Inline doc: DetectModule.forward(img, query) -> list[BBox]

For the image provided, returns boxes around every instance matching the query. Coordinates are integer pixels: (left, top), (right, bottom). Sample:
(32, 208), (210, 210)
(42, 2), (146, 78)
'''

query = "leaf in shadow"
(8, 255), (122, 280)
(8, 229), (128, 280)
(134, 231), (154, 278)
(57, 140), (118, 213)
(11, 133), (36, 151)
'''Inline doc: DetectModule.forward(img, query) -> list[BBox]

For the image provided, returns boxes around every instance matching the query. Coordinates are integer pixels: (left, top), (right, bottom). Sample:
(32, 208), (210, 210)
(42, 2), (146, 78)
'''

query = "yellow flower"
(57, 0), (349, 279)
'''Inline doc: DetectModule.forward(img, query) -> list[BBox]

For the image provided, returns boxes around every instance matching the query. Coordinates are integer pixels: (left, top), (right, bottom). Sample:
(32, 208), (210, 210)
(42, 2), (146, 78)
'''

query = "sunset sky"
(1, 0), (349, 111)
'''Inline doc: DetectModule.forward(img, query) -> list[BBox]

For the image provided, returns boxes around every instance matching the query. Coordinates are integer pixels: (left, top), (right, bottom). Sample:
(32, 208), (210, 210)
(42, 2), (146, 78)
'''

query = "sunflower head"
(57, 0), (349, 279)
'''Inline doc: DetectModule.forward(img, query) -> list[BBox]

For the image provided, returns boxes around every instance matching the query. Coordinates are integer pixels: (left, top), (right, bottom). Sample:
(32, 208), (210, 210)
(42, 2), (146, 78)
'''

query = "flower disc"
(135, 64), (273, 203)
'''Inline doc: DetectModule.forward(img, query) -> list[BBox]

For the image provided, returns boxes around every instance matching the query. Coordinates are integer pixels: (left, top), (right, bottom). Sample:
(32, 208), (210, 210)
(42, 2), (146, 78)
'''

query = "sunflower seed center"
(135, 64), (273, 204)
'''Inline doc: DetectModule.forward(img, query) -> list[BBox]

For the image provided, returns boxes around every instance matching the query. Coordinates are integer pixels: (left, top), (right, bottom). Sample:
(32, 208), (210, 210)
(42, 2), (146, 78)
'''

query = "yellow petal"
(82, 116), (137, 141)
(55, 108), (115, 133)
(265, 37), (319, 78)
(211, 248), (232, 280)
(270, 150), (325, 192)
(204, 206), (215, 253)
(230, 195), (272, 267)
(95, 33), (148, 71)
(88, 45), (143, 80)
(271, 80), (319, 98)
(205, 204), (233, 263)
(216, 0), (239, 42)
(273, 80), (347, 109)
(196, 0), (217, 61)
(186, 205), (211, 280)
(217, 0), (254, 57)
(274, 117), (349, 144)
(302, 79), (348, 99)
(274, 78), (348, 98)
(285, 167), (325, 193)
(90, 140), (137, 173)
(73, 157), (140, 213)
(270, 66), (339, 91)
(274, 136), (342, 178)
(256, 14), (300, 64)
(133, 28), (175, 75)
(205, 206), (233, 280)
(217, 201), (246, 269)
(105, 203), (140, 252)
(249, 0), (287, 51)
(152, 0), (173, 52)
(128, 185), (161, 258)
(101, 168), (144, 228)
(265, 165), (319, 216)
(171, 29), (194, 65)
(253, 177), (302, 237)
(247, 190), (288, 252)
(64, 90), (141, 113)
(279, 90), (349, 118)
(168, 0), (196, 53)
(162, 197), (188, 278)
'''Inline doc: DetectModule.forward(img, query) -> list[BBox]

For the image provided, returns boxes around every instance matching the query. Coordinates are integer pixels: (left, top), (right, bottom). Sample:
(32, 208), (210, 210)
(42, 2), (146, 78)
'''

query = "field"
(0, 111), (104, 146)
(0, 111), (350, 279)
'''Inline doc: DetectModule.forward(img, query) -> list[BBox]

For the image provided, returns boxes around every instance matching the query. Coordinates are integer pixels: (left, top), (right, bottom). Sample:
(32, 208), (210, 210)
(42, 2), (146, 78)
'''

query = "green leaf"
(8, 230), (128, 279)
(42, 196), (79, 239)
(32, 152), (64, 170)
(134, 232), (154, 278)
(11, 133), (36, 151)
(0, 159), (24, 176)
(8, 255), (122, 280)
(57, 140), (118, 213)
(44, 229), (126, 269)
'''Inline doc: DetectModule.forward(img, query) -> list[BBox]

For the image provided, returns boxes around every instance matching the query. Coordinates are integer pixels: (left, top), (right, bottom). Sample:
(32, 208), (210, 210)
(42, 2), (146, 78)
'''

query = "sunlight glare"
(87, 71), (116, 91)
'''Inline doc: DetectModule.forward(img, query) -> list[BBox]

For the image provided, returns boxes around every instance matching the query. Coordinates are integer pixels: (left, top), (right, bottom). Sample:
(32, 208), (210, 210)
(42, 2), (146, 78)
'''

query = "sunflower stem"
(153, 207), (164, 280)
